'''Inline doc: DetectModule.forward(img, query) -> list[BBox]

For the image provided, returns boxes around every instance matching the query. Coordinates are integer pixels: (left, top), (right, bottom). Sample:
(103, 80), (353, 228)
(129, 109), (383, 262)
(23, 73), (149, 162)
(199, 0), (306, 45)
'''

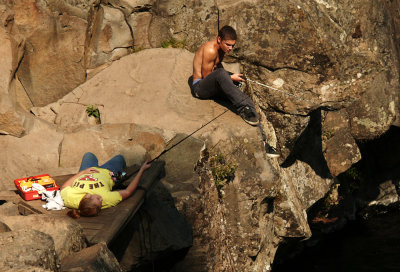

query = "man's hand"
(140, 160), (152, 172)
(230, 73), (245, 82)
(118, 160), (152, 200)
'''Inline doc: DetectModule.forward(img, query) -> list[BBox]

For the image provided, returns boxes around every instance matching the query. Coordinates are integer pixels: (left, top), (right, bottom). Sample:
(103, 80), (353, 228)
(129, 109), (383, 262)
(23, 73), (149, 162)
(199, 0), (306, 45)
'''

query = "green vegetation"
(130, 46), (143, 53)
(161, 37), (187, 49)
(210, 152), (237, 195)
(322, 129), (335, 140)
(339, 165), (362, 194)
(346, 165), (361, 180)
(321, 191), (338, 212)
(86, 105), (101, 123)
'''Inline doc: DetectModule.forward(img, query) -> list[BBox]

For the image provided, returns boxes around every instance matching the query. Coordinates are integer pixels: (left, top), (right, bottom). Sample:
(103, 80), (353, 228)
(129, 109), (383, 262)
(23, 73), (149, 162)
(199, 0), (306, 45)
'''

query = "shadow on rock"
(281, 109), (332, 179)
(109, 163), (193, 271)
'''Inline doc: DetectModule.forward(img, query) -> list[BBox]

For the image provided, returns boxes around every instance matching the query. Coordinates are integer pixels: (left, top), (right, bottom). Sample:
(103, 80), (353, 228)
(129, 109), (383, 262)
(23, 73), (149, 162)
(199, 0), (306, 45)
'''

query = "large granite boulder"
(61, 242), (122, 272)
(0, 202), (19, 216)
(0, 119), (63, 191)
(0, 0), (138, 107)
(59, 123), (166, 168)
(0, 23), (25, 137)
(1, 0), (89, 107)
(32, 49), (218, 135)
(0, 229), (59, 271)
(0, 214), (86, 260)
(322, 109), (361, 177)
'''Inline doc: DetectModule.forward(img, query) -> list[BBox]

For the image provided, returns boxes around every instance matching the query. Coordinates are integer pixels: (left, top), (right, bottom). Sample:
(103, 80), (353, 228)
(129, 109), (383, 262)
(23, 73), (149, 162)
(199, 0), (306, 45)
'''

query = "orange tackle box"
(14, 174), (59, 201)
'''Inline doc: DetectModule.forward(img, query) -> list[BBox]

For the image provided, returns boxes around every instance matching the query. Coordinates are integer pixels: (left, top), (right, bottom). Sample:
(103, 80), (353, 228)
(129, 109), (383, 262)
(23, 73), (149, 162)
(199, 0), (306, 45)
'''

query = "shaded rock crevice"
(280, 109), (332, 179)
(273, 127), (400, 271)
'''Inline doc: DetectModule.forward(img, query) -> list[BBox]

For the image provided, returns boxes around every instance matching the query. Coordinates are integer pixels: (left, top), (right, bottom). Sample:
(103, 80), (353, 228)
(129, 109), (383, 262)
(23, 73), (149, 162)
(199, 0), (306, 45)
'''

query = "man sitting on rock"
(61, 152), (151, 218)
(191, 25), (258, 126)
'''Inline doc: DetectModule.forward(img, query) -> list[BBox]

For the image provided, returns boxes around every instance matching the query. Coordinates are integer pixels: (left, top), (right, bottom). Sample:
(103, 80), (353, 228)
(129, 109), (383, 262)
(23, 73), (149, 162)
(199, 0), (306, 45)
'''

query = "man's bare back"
(193, 38), (223, 81)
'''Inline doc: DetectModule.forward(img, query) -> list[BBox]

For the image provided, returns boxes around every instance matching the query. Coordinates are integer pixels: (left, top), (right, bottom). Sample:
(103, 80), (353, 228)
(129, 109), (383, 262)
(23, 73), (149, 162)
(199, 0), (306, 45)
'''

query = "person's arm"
(118, 161), (152, 200)
(201, 46), (218, 79)
(60, 168), (99, 190)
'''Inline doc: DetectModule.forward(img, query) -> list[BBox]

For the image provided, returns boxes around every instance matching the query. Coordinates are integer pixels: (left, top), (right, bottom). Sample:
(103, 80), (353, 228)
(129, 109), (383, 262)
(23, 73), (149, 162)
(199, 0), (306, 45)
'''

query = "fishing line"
(246, 78), (312, 103)
(245, 76), (359, 112)
(120, 78), (264, 180)
(121, 105), (232, 181)
(151, 107), (231, 162)
(147, 74), (307, 162)
(122, 74), (330, 180)
(245, 76), (340, 112)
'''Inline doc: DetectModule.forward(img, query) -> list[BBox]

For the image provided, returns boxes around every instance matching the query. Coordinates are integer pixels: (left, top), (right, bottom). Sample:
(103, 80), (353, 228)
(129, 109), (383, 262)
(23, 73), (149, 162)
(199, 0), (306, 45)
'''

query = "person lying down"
(60, 152), (151, 218)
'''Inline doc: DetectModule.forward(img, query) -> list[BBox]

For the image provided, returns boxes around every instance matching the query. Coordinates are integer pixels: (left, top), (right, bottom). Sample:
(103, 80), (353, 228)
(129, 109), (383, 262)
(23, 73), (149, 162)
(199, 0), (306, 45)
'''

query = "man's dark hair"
(218, 25), (237, 41)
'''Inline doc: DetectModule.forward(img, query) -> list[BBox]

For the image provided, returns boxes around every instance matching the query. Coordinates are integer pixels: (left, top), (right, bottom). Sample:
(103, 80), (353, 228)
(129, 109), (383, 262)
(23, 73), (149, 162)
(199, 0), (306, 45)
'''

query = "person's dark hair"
(218, 25), (237, 41)
(67, 194), (101, 219)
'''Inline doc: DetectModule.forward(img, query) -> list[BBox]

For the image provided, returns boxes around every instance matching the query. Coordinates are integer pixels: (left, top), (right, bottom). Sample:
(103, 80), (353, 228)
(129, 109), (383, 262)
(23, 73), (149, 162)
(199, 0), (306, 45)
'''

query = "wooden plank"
(78, 222), (103, 230)
(18, 201), (44, 215)
(89, 191), (145, 245)
(15, 197), (69, 217)
(81, 229), (99, 242)
(89, 161), (164, 245)
(6, 161), (164, 247)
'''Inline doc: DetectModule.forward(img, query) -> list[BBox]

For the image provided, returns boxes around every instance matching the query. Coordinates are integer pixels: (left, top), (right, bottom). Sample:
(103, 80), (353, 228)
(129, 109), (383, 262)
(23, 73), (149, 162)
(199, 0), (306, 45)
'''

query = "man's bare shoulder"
(202, 39), (218, 56)
(194, 40), (215, 57)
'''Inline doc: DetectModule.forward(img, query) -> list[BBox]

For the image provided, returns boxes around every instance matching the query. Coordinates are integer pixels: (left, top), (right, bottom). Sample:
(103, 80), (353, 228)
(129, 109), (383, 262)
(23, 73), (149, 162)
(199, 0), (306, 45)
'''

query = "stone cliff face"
(1, 0), (399, 173)
(0, 1), (399, 271)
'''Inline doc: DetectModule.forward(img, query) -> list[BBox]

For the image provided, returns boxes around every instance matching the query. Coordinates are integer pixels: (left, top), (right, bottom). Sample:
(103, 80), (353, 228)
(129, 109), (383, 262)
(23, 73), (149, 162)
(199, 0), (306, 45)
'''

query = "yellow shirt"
(61, 167), (122, 209)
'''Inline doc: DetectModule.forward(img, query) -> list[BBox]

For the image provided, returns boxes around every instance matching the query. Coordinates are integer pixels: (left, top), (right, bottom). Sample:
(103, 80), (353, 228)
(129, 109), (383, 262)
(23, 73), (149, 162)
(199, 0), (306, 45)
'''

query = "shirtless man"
(191, 25), (258, 126)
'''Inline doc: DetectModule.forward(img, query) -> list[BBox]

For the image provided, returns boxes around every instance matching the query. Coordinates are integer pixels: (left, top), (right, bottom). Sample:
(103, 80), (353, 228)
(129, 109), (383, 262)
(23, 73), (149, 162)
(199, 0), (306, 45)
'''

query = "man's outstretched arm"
(118, 161), (151, 200)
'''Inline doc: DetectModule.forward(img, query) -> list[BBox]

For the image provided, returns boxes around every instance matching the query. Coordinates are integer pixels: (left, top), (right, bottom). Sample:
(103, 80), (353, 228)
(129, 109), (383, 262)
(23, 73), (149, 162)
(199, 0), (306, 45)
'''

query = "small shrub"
(86, 105), (101, 123)
(346, 165), (361, 180)
(130, 46), (143, 53)
(322, 129), (335, 140)
(210, 153), (237, 195)
(161, 38), (186, 49)
(339, 165), (362, 194)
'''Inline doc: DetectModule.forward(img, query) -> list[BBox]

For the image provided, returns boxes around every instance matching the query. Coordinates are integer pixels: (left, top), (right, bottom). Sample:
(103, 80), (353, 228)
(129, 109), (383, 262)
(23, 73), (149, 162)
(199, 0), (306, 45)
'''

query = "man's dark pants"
(191, 68), (256, 113)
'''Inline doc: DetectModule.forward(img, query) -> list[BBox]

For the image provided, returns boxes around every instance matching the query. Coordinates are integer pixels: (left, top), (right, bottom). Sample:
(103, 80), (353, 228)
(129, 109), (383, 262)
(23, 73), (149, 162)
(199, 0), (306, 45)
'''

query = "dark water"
(273, 209), (400, 272)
